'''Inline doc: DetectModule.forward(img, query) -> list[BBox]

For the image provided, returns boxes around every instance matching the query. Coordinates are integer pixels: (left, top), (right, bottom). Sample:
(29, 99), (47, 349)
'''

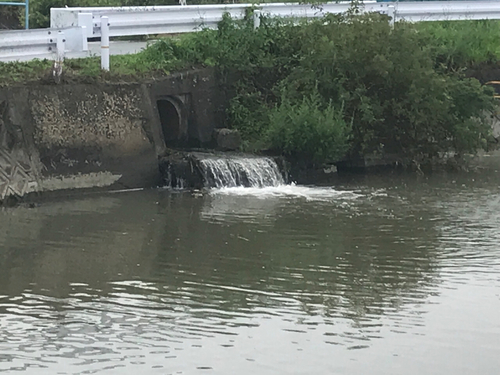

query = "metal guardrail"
(90, 4), (351, 37)
(50, 1), (500, 38)
(0, 27), (89, 62)
(395, 1), (500, 21)
(51, 2), (385, 38)
(4, 1), (500, 67)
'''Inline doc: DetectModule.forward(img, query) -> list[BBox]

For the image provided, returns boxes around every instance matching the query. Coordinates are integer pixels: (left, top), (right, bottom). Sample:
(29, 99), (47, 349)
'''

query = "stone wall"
(0, 68), (225, 204)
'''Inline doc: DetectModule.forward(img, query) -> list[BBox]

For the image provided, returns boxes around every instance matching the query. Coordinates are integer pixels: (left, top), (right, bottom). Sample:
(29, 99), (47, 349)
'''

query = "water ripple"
(1, 172), (500, 374)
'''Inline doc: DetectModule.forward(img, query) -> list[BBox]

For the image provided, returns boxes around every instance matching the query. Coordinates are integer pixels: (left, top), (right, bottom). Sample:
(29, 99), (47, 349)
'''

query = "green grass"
(0, 47), (190, 86)
(0, 32), (203, 85)
(0, 59), (52, 85)
(416, 20), (500, 69)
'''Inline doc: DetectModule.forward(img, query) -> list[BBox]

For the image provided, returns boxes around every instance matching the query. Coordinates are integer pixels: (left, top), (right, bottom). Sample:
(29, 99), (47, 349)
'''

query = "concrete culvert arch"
(157, 98), (182, 145)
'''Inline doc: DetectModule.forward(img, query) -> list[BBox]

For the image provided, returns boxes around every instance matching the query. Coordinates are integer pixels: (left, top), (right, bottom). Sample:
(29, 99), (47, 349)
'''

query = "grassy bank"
(0, 52), (186, 85)
(1, 12), (499, 166)
(3, 18), (500, 83)
(416, 20), (500, 70)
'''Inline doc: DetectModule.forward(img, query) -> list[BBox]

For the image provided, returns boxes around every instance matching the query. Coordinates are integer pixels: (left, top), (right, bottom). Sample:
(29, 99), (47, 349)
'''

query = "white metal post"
(253, 10), (261, 30)
(101, 16), (110, 71)
(388, 5), (395, 28)
(56, 30), (65, 62)
(81, 26), (88, 52)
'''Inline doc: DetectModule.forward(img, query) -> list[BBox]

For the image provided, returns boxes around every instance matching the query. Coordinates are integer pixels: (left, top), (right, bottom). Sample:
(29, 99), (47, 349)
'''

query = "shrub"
(217, 12), (495, 164)
(266, 92), (351, 163)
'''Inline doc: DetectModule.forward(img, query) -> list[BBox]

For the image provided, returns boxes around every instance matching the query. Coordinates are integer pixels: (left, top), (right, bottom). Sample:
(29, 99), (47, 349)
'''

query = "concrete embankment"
(0, 68), (227, 205)
(2, 66), (500, 205)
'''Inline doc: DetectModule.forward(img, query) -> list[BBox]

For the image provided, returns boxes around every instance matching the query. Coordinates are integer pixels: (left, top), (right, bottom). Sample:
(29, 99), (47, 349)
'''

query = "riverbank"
(2, 14), (500, 205)
(0, 67), (231, 205)
(2, 17), (500, 85)
(3, 14), (499, 161)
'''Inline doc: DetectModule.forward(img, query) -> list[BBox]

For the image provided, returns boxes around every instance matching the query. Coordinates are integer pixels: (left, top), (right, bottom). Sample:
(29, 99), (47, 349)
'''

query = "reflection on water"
(1, 170), (500, 374)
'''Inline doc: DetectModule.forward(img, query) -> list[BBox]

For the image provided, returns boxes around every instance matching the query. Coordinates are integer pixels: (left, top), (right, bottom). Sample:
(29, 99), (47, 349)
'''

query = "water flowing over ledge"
(160, 152), (288, 190)
(199, 156), (285, 188)
(159, 151), (366, 203)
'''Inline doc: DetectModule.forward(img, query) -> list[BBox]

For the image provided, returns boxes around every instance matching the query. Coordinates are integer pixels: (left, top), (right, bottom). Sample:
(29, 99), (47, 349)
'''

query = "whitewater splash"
(196, 154), (361, 202)
(200, 156), (285, 188)
(210, 183), (362, 201)
(163, 153), (361, 203)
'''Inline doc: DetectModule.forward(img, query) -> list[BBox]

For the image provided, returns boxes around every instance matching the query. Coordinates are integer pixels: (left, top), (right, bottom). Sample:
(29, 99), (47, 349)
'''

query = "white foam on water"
(198, 154), (362, 202)
(209, 183), (363, 202)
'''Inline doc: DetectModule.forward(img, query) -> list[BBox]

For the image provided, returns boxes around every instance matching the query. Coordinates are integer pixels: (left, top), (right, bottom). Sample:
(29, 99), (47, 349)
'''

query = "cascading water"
(197, 155), (361, 220)
(199, 156), (285, 188)
(160, 152), (359, 202)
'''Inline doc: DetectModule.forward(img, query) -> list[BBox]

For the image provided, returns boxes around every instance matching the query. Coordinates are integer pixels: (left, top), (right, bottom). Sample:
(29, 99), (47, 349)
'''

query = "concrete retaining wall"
(0, 68), (226, 204)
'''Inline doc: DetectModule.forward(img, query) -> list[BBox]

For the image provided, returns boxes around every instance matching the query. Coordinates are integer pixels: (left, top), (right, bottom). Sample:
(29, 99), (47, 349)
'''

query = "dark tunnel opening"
(157, 99), (180, 145)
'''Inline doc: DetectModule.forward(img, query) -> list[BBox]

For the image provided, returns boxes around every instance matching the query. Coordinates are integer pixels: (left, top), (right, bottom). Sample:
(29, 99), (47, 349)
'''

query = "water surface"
(1, 162), (500, 374)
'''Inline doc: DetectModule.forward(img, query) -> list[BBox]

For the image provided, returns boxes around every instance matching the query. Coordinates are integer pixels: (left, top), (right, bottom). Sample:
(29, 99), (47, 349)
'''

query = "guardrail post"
(56, 30), (65, 63)
(101, 16), (110, 71)
(25, 0), (29, 29)
(81, 26), (89, 51)
(253, 10), (261, 30)
(52, 30), (65, 82)
(387, 5), (395, 28)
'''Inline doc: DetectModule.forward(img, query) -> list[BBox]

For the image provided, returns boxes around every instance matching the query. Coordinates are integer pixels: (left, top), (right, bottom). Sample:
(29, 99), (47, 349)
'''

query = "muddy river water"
(1, 157), (500, 374)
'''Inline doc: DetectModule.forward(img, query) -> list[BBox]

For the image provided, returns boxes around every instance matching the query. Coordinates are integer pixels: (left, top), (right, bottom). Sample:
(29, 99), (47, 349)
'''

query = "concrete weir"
(0, 68), (226, 204)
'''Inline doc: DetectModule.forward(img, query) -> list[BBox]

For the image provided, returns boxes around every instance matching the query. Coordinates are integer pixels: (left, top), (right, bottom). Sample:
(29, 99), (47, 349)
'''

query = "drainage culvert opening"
(157, 99), (180, 144)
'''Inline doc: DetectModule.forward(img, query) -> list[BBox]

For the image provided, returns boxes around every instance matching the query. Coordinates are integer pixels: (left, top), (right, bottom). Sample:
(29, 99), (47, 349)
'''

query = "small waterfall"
(199, 156), (285, 188)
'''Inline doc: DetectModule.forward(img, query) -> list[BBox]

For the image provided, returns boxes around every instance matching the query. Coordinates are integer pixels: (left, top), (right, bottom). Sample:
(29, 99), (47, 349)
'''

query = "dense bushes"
(3, 4), (497, 166)
(416, 20), (500, 70)
(149, 12), (494, 165)
(280, 13), (495, 162)
(267, 93), (351, 163)
(0, 6), (20, 29)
